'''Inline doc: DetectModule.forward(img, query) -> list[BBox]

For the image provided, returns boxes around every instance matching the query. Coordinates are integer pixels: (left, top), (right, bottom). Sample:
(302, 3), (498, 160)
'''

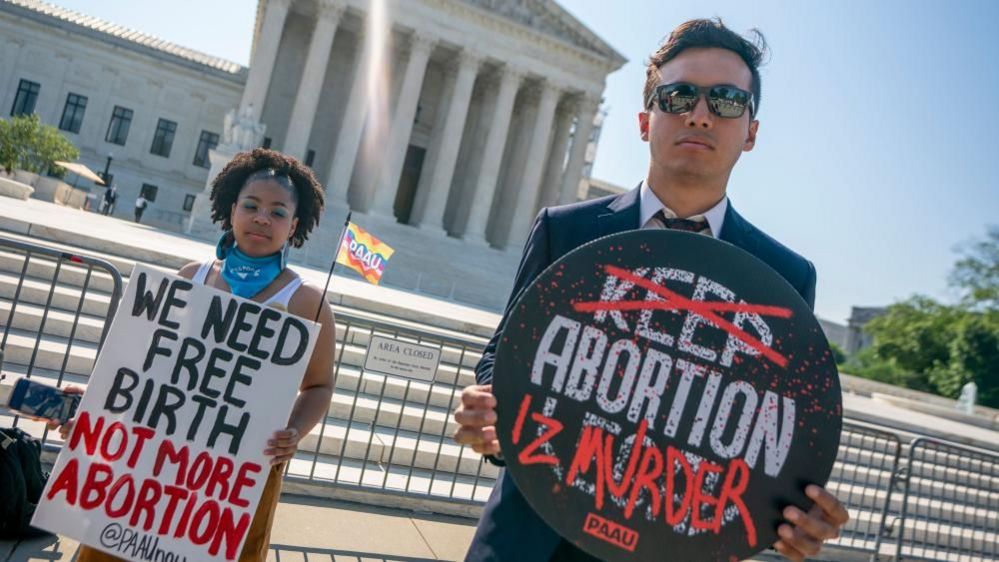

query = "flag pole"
(314, 210), (352, 323)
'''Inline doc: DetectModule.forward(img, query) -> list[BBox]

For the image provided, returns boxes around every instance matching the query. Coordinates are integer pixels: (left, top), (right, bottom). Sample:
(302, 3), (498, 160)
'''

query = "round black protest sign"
(492, 229), (842, 562)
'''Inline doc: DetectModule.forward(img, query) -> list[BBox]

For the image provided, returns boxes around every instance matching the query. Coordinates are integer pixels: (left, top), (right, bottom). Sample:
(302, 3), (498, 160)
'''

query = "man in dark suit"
(454, 18), (849, 562)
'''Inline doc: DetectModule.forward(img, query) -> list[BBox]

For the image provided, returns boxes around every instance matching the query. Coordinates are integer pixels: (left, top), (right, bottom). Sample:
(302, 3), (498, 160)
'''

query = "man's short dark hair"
(644, 18), (769, 114)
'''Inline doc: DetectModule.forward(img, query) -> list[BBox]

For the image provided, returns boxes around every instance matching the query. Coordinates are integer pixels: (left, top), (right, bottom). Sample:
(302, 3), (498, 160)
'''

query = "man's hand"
(773, 485), (850, 561)
(452, 384), (500, 456)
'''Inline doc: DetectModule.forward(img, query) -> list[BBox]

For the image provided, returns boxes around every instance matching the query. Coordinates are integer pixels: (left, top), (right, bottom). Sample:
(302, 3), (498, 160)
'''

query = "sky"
(47, 0), (999, 324)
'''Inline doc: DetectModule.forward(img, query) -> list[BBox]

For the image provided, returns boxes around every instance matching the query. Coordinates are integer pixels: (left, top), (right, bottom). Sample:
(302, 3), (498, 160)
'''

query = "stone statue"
(956, 382), (977, 415)
(222, 104), (267, 151)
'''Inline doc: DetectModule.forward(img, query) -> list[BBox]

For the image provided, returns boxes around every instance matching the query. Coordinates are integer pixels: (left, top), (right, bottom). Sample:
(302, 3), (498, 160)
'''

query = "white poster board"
(32, 264), (320, 562)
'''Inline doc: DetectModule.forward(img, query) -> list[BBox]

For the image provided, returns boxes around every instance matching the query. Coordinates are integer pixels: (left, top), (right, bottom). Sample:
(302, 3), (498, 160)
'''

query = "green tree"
(851, 228), (999, 408)
(951, 226), (999, 312)
(828, 341), (847, 365)
(0, 114), (78, 175)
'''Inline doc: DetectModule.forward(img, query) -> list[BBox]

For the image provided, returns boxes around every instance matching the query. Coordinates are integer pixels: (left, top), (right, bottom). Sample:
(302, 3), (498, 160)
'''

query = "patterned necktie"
(653, 209), (711, 234)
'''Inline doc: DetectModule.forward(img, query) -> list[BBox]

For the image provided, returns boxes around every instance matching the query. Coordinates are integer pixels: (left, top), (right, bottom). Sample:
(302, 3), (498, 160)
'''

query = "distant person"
(133, 193), (148, 223)
(100, 185), (117, 215)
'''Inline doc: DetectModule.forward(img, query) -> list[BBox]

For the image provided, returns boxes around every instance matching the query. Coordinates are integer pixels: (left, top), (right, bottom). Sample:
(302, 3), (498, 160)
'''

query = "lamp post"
(101, 152), (113, 185)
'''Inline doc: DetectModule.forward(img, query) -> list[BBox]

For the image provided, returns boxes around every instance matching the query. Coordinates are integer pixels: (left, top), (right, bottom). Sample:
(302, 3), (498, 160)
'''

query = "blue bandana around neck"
(221, 245), (283, 299)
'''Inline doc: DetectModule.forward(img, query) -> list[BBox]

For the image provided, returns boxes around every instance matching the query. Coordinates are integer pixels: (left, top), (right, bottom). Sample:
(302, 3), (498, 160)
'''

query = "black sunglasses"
(648, 82), (756, 119)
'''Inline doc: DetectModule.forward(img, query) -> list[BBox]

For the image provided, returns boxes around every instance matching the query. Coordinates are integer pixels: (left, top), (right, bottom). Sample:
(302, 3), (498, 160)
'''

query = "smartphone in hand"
(4, 378), (81, 425)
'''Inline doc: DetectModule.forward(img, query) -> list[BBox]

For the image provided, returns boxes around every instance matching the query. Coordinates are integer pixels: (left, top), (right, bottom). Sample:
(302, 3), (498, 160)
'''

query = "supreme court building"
(0, 0), (625, 310)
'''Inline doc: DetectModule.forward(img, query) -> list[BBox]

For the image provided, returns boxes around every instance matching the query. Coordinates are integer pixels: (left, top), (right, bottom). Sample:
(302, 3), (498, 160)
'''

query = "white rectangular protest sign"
(32, 264), (320, 562)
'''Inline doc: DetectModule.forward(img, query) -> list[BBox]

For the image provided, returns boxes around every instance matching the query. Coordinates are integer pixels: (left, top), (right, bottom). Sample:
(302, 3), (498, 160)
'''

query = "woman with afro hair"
(68, 148), (337, 562)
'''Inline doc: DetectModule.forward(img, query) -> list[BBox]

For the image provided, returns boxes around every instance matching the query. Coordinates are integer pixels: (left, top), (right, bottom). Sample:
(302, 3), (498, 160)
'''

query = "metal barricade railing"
(0, 234), (123, 447)
(5, 234), (999, 558)
(827, 421), (903, 557)
(894, 438), (999, 561)
(283, 309), (496, 507)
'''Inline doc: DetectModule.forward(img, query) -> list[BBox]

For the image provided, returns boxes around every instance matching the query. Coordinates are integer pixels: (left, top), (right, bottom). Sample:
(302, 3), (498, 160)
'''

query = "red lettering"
(717, 458), (756, 547)
(565, 425), (607, 510)
(210, 509), (252, 559)
(230, 463), (262, 508)
(664, 446), (693, 526)
(188, 500), (221, 546)
(188, 452), (213, 490)
(130, 479), (163, 532)
(46, 457), (80, 504)
(690, 459), (724, 533)
(80, 463), (113, 510)
(173, 490), (199, 538)
(158, 485), (189, 535)
(155, 440), (190, 484)
(624, 444), (663, 520)
(517, 413), (562, 467)
(99, 422), (129, 462)
(605, 420), (648, 499)
(104, 473), (135, 518)
(126, 427), (155, 468)
(206, 456), (234, 501)
(70, 412), (102, 455)
(511, 394), (532, 445)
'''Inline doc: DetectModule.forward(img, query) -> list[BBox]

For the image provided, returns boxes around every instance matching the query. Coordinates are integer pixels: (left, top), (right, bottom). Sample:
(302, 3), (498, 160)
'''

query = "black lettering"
(200, 348), (233, 399)
(134, 378), (154, 424)
(144, 329), (178, 371)
(105, 368), (139, 413)
(202, 297), (237, 344)
(158, 280), (192, 330)
(226, 302), (260, 353)
(132, 273), (168, 321)
(224, 355), (259, 408)
(248, 308), (281, 360)
(187, 394), (218, 442)
(171, 337), (206, 391)
(209, 406), (250, 455)
(147, 384), (185, 435)
(273, 318), (309, 366)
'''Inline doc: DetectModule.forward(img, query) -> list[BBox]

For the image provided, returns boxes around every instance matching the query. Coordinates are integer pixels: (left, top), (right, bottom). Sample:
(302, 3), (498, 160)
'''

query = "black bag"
(0, 427), (51, 538)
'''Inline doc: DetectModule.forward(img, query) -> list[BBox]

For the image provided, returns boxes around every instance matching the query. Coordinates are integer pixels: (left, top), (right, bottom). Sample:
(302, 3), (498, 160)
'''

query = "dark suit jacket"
(465, 187), (817, 562)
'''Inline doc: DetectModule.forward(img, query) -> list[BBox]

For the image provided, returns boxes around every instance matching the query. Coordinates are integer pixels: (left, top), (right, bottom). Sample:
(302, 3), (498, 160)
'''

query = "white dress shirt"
(638, 180), (727, 238)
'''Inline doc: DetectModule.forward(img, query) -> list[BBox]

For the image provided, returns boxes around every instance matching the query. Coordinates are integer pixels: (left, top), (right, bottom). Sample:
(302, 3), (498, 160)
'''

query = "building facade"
(0, 0), (246, 230)
(0, 0), (625, 310)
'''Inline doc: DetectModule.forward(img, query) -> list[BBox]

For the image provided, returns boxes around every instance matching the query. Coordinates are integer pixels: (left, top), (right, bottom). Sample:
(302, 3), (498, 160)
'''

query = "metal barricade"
(895, 438), (999, 561)
(0, 234), (123, 447)
(826, 421), (903, 557)
(284, 310), (496, 507)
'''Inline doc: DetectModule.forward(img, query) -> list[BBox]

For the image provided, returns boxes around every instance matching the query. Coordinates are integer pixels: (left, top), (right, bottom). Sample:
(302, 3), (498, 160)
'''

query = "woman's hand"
(264, 427), (300, 466)
(42, 385), (84, 439)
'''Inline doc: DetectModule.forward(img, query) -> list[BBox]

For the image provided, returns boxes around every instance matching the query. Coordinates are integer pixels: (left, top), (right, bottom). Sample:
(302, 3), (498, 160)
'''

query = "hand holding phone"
(4, 379), (81, 425)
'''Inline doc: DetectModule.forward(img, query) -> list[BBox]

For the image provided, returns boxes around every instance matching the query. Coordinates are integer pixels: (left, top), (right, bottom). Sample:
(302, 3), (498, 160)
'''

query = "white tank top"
(192, 260), (303, 311)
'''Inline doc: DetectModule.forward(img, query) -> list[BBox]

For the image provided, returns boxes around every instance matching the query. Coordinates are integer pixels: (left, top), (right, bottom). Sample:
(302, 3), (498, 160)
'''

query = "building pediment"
(461, 0), (626, 68)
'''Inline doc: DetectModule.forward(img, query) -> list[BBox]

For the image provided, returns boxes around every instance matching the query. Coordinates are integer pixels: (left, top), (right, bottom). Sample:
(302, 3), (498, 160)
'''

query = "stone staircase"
(1, 231), (997, 560)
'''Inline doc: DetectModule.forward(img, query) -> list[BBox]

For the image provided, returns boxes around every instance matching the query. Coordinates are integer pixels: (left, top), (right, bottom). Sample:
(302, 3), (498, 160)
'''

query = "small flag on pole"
(336, 222), (394, 285)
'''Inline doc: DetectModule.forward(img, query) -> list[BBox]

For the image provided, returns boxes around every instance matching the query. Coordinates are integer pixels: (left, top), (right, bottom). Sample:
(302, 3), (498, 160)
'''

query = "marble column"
(412, 48), (480, 232)
(326, 31), (375, 205)
(238, 0), (292, 120)
(368, 31), (436, 219)
(283, 0), (344, 159)
(506, 81), (561, 248)
(558, 94), (601, 205)
(538, 96), (577, 209)
(461, 66), (524, 244)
